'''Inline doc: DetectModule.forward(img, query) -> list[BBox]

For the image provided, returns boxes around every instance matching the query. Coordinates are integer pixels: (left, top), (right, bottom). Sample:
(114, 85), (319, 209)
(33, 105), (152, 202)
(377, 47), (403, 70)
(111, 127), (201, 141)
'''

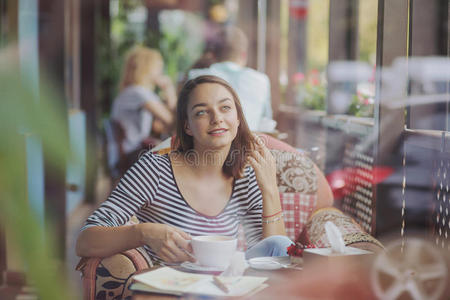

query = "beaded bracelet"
(261, 213), (284, 224)
(262, 210), (283, 218)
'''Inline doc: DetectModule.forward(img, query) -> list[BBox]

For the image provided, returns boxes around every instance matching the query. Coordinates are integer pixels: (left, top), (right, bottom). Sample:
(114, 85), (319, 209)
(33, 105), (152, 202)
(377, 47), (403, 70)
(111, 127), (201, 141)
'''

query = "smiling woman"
(76, 75), (292, 266)
(174, 75), (253, 177)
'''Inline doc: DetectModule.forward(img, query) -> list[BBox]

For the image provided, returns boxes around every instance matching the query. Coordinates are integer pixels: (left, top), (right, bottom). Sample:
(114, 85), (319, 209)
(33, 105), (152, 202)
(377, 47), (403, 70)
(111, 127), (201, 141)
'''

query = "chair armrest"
(76, 247), (152, 300)
(304, 207), (384, 250)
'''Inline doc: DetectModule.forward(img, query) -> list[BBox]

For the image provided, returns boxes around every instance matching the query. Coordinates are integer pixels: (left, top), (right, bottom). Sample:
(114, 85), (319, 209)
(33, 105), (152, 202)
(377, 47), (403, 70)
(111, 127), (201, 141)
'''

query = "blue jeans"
(245, 235), (293, 259)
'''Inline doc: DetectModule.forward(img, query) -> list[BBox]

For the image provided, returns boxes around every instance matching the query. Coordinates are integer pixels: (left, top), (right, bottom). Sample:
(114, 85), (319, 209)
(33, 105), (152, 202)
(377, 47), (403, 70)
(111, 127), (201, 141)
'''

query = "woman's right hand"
(138, 223), (196, 263)
(154, 75), (173, 90)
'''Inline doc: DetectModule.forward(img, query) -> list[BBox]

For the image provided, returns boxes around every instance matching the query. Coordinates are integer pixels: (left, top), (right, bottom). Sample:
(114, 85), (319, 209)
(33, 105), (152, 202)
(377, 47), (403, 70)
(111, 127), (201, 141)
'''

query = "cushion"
(281, 192), (316, 242)
(271, 149), (317, 193)
(271, 148), (318, 241)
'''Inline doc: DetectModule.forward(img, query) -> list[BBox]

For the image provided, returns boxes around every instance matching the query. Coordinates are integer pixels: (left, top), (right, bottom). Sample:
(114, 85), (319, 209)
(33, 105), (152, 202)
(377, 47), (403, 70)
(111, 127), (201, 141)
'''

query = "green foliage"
(300, 83), (326, 111)
(0, 49), (74, 299)
(150, 10), (203, 82)
(156, 25), (198, 82)
(347, 93), (374, 117)
(296, 71), (326, 111)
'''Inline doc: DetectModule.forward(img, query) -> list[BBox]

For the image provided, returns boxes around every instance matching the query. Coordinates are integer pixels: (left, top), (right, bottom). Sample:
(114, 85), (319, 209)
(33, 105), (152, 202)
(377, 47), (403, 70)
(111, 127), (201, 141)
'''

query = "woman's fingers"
(248, 135), (278, 191)
(171, 230), (196, 262)
(149, 224), (196, 263)
(247, 156), (258, 170)
(253, 136), (265, 155)
(252, 134), (273, 159)
(249, 145), (274, 168)
(160, 246), (178, 262)
(174, 227), (192, 243)
(250, 148), (264, 162)
(160, 238), (191, 263)
(168, 240), (192, 262)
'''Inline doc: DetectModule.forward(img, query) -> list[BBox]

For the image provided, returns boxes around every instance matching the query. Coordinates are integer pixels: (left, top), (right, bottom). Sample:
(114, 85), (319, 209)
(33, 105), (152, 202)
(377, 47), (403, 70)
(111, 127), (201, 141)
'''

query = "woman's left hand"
(246, 135), (278, 193)
(247, 135), (286, 236)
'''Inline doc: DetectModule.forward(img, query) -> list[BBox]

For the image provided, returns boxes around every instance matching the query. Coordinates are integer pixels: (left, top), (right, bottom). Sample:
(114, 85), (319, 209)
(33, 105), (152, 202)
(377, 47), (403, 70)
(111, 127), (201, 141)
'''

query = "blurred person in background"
(188, 26), (274, 132)
(111, 45), (177, 171)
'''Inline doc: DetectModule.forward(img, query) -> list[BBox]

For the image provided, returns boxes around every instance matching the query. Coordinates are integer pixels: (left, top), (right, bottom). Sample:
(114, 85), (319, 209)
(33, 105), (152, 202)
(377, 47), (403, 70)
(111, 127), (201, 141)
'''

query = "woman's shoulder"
(135, 151), (171, 168)
(121, 85), (159, 102)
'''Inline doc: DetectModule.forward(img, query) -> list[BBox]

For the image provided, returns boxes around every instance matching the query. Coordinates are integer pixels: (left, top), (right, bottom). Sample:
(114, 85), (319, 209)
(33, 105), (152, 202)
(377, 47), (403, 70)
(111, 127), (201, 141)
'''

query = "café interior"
(1, 0), (449, 299)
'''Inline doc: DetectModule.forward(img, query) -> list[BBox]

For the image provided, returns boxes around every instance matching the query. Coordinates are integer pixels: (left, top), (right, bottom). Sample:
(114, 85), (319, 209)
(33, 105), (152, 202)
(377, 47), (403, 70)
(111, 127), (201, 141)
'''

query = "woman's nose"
(210, 111), (223, 124)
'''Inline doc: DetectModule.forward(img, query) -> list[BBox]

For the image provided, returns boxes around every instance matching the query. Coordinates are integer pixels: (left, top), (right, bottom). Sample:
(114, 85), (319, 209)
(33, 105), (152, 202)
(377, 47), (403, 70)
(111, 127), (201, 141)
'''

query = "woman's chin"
(207, 142), (230, 151)
(199, 140), (232, 151)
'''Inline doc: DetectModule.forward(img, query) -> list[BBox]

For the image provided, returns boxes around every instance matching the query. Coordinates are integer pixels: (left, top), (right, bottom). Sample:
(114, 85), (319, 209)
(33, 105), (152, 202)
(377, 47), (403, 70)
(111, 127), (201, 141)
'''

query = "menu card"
(131, 267), (268, 297)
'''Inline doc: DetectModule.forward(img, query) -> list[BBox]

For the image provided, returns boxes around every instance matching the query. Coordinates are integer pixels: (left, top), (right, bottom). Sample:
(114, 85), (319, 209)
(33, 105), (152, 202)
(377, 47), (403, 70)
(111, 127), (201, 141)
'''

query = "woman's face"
(185, 83), (240, 151)
(147, 61), (163, 83)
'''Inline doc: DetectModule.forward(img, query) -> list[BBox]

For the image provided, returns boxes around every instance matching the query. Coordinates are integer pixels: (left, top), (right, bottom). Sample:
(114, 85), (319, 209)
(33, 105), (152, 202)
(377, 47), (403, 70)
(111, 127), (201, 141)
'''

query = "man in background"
(188, 26), (274, 132)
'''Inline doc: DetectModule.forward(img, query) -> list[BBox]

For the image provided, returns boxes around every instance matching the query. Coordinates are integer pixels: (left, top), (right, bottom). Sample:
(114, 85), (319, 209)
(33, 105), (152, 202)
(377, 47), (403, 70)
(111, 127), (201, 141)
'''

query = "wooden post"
(39, 0), (67, 259)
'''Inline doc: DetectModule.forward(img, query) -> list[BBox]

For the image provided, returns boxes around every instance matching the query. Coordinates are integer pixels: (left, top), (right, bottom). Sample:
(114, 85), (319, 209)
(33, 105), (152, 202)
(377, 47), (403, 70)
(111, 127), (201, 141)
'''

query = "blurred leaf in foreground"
(0, 46), (75, 299)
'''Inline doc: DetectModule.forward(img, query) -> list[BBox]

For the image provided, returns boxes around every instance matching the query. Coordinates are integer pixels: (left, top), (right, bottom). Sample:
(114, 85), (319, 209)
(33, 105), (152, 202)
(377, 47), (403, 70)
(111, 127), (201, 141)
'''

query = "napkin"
(324, 221), (346, 253)
(221, 251), (248, 276)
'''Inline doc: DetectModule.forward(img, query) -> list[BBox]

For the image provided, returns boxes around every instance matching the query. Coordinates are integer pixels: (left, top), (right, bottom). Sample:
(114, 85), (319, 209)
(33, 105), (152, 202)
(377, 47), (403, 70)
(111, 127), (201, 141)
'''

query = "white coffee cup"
(191, 235), (237, 269)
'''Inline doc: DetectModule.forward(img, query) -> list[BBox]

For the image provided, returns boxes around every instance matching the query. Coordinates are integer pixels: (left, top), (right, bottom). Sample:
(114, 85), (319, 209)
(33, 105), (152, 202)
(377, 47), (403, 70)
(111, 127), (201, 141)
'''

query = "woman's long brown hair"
(174, 75), (256, 178)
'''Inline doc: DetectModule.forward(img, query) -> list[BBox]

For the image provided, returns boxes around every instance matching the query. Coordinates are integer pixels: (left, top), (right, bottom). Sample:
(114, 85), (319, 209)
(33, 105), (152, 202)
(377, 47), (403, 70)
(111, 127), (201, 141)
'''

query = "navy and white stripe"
(82, 152), (263, 262)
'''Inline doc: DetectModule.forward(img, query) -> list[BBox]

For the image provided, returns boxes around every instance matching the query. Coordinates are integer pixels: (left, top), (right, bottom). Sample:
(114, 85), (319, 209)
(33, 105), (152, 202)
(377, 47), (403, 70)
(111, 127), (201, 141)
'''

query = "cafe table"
(131, 254), (378, 300)
(131, 258), (302, 300)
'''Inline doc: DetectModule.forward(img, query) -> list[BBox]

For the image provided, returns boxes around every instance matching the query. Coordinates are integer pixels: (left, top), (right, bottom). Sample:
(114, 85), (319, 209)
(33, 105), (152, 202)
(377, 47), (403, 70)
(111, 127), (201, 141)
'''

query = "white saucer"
(248, 256), (291, 270)
(180, 261), (226, 273)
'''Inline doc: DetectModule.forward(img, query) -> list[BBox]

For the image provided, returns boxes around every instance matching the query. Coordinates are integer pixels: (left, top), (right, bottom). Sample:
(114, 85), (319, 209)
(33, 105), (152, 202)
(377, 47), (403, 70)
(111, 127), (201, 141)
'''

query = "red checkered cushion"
(280, 192), (317, 241)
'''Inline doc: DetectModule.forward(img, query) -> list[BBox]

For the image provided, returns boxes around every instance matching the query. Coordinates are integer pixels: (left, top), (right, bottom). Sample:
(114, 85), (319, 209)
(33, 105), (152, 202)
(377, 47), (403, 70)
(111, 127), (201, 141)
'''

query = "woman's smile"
(208, 127), (228, 136)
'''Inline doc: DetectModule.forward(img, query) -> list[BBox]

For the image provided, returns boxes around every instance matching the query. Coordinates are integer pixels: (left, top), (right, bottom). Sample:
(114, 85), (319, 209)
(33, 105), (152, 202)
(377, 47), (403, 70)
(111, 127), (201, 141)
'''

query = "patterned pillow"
(271, 149), (317, 194)
(270, 149), (318, 241)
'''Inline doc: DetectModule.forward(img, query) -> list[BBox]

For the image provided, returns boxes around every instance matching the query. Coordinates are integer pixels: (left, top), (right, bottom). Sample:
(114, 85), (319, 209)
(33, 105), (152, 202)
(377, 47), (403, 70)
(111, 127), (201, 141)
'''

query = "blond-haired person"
(111, 46), (176, 170)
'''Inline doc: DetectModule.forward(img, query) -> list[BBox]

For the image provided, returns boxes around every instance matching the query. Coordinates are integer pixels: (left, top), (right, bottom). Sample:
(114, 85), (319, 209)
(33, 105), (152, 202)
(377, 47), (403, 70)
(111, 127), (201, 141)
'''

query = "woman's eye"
(195, 110), (206, 116)
(222, 105), (231, 111)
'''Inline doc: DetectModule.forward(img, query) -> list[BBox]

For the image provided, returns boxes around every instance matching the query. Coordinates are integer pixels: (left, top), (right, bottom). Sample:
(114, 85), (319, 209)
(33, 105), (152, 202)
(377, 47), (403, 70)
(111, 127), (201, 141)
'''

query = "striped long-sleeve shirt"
(82, 152), (263, 262)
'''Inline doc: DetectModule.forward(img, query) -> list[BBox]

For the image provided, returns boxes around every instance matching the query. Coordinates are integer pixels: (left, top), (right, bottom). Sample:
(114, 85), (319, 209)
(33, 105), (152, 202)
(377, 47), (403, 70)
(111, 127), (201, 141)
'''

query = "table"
(132, 254), (378, 300)
(132, 264), (301, 299)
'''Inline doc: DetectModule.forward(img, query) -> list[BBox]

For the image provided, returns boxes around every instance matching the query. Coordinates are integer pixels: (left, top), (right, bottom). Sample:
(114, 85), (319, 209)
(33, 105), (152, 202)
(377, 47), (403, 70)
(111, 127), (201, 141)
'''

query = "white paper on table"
(132, 267), (267, 297)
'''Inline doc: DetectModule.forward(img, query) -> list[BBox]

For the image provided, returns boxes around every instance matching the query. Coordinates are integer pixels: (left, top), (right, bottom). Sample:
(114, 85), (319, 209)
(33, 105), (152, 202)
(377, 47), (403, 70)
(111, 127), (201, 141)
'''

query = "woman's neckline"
(165, 153), (236, 219)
